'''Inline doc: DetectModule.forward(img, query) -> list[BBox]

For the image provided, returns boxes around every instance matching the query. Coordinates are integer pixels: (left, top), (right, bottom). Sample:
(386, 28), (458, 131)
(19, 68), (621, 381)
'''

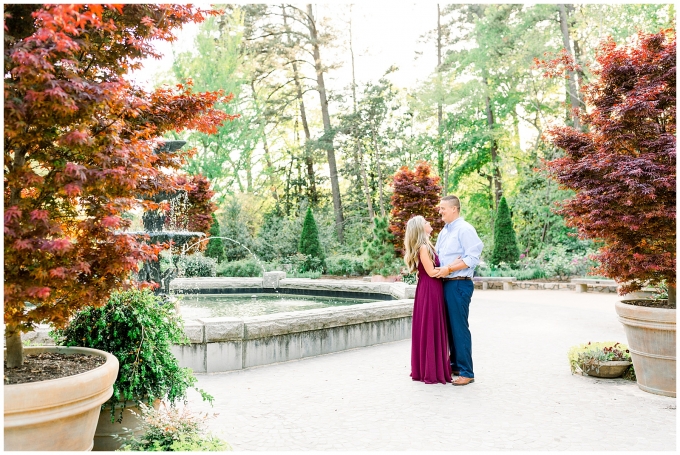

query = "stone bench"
(473, 276), (516, 291)
(571, 278), (617, 293)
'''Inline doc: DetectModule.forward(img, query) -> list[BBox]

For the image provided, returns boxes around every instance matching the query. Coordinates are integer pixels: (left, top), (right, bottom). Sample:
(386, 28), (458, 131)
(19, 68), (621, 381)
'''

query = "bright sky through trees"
(129, 3), (438, 92)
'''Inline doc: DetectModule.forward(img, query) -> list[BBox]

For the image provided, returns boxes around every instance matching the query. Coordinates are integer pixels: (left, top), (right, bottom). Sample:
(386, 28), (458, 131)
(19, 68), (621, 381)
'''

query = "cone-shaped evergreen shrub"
(363, 216), (401, 276)
(204, 213), (225, 263)
(298, 207), (325, 268)
(491, 196), (520, 266)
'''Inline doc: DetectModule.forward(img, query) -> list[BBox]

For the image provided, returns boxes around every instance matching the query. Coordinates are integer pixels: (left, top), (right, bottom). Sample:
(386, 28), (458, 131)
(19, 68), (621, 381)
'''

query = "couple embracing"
(404, 195), (484, 386)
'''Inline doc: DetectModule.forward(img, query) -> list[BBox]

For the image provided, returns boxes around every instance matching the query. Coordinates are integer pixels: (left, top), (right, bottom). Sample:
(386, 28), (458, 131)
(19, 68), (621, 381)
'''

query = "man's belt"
(442, 276), (472, 281)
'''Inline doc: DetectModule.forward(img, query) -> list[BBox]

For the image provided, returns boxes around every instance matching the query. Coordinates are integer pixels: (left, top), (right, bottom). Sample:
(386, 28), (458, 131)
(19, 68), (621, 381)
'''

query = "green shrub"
(402, 272), (417, 285)
(204, 214), (225, 263)
(324, 255), (368, 276)
(286, 270), (322, 279)
(274, 253), (324, 274)
(567, 341), (635, 380)
(118, 402), (230, 451)
(216, 258), (265, 277)
(51, 289), (212, 423)
(362, 216), (401, 276)
(490, 196), (520, 266)
(178, 253), (217, 277)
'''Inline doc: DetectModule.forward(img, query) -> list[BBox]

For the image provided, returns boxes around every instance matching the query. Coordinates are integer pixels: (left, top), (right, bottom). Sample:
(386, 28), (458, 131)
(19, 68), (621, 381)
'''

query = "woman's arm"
(419, 245), (440, 278)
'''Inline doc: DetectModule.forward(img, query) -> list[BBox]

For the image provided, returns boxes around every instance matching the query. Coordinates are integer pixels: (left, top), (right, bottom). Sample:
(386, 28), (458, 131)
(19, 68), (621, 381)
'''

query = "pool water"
(177, 293), (376, 319)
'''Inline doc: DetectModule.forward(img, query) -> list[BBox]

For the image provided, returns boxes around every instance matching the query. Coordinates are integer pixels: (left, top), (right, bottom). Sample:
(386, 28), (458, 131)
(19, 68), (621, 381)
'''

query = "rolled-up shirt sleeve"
(459, 226), (484, 269)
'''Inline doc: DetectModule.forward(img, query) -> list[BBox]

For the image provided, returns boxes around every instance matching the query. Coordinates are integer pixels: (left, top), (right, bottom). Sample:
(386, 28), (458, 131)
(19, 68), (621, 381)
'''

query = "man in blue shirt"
(433, 195), (484, 386)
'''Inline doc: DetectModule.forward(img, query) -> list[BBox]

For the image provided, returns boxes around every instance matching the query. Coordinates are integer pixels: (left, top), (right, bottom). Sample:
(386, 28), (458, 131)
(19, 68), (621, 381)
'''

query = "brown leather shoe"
(452, 376), (474, 386)
(452, 370), (460, 376)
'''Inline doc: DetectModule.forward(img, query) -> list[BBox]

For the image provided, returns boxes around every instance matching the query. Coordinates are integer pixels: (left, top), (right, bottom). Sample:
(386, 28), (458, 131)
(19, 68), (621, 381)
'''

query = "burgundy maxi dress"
(410, 252), (452, 384)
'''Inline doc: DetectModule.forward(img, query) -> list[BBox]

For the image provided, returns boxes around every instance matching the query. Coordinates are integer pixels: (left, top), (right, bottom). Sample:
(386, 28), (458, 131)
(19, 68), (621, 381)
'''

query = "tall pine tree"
(491, 196), (520, 266)
(299, 207), (325, 264)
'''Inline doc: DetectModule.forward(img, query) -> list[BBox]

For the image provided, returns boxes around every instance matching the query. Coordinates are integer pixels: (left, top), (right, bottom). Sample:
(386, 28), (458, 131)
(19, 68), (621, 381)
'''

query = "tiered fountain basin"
(168, 273), (416, 373)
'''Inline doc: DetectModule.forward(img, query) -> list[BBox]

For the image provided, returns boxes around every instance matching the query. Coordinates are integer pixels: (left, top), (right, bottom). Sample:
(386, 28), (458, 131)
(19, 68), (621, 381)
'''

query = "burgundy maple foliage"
(4, 4), (235, 366)
(389, 161), (444, 256)
(545, 30), (676, 304)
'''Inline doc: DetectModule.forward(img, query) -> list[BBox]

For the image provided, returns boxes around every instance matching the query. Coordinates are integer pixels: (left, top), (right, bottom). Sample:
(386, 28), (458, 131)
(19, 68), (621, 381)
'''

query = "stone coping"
(182, 299), (414, 344)
(572, 278), (617, 285)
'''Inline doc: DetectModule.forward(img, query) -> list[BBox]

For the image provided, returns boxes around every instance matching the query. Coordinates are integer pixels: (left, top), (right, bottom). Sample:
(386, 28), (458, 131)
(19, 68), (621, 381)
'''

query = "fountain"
(127, 140), (205, 295)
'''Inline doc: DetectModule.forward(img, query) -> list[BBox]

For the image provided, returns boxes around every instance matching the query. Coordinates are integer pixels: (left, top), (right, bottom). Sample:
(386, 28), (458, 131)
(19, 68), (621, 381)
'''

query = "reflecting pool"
(177, 293), (376, 319)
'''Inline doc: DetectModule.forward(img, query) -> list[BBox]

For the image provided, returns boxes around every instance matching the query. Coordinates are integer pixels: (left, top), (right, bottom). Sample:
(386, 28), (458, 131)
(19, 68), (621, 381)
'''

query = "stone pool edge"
(169, 278), (415, 373)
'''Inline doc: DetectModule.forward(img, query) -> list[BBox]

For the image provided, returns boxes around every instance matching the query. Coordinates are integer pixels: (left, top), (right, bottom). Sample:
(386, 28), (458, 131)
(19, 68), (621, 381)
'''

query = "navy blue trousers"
(443, 280), (474, 378)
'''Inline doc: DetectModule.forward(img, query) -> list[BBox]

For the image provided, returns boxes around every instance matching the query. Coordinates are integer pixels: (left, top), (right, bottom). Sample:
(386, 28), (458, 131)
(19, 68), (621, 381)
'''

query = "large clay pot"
(4, 346), (119, 451)
(615, 300), (676, 397)
(94, 398), (160, 451)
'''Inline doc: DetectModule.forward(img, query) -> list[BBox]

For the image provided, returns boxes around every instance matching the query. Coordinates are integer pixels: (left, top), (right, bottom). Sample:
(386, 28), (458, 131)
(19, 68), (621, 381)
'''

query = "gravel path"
(181, 290), (676, 451)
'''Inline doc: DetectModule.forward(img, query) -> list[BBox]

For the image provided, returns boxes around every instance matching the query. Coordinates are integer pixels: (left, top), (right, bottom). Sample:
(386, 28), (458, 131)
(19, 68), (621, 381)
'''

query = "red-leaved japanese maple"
(389, 162), (444, 256)
(545, 30), (676, 306)
(4, 5), (235, 367)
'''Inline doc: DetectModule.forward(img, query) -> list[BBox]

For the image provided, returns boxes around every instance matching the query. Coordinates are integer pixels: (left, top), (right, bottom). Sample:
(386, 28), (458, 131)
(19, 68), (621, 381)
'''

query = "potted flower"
(117, 402), (230, 451)
(568, 341), (635, 379)
(546, 31), (675, 397)
(51, 289), (214, 451)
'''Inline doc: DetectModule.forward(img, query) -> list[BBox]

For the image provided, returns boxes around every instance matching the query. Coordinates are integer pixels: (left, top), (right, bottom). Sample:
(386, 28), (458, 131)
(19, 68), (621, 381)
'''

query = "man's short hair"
(441, 195), (461, 209)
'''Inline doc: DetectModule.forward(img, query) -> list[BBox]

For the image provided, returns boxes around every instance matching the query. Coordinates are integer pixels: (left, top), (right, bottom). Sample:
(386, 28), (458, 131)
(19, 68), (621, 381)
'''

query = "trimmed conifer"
(204, 213), (225, 263)
(298, 207), (325, 264)
(491, 196), (520, 266)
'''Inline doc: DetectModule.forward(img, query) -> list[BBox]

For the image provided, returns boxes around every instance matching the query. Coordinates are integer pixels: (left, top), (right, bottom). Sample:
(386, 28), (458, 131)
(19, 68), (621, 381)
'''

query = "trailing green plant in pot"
(568, 341), (635, 380)
(545, 31), (676, 397)
(51, 289), (214, 451)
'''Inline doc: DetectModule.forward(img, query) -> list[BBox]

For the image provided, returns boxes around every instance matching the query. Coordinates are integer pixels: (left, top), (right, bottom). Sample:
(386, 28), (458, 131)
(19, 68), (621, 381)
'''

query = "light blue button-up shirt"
(435, 217), (484, 278)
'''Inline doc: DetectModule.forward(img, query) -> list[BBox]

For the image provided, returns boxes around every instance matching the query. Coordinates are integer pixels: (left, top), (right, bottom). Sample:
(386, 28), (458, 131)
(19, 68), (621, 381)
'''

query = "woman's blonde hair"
(403, 215), (435, 275)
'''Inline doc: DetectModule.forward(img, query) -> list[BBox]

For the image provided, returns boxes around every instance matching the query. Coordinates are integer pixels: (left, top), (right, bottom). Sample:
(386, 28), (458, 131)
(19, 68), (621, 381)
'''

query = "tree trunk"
(250, 81), (277, 200)
(349, 6), (374, 221)
(283, 151), (295, 216)
(483, 89), (503, 208)
(668, 284), (676, 307)
(283, 6), (317, 205)
(558, 4), (581, 129)
(5, 324), (24, 368)
(372, 126), (386, 218)
(436, 4), (444, 183)
(306, 4), (344, 242)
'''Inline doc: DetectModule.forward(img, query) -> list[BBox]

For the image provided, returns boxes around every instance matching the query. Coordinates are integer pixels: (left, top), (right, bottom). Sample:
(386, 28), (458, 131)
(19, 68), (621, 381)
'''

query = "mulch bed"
(622, 299), (674, 310)
(4, 352), (106, 385)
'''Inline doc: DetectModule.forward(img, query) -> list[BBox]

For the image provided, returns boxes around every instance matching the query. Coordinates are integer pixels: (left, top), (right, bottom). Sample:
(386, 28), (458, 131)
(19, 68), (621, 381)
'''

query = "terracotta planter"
(4, 346), (119, 451)
(94, 398), (161, 451)
(615, 300), (676, 397)
(579, 360), (632, 378)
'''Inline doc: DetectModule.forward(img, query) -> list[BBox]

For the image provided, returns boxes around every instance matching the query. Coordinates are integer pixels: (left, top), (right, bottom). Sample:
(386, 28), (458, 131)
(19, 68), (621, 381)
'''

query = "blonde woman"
(404, 215), (461, 384)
